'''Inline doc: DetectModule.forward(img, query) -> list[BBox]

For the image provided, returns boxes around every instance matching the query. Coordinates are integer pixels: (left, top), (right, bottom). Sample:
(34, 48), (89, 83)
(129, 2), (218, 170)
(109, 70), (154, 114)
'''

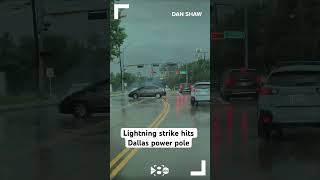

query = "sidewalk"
(110, 91), (126, 97)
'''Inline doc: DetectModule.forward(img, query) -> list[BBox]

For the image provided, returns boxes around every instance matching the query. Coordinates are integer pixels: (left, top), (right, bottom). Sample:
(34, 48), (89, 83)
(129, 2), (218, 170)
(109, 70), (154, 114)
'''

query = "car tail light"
(256, 75), (261, 84)
(259, 88), (278, 95)
(261, 116), (272, 124)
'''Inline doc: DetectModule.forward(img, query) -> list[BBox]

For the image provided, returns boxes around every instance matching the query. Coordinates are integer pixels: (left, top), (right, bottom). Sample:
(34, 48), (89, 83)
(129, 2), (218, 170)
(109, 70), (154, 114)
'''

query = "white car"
(257, 62), (320, 138)
(190, 82), (210, 106)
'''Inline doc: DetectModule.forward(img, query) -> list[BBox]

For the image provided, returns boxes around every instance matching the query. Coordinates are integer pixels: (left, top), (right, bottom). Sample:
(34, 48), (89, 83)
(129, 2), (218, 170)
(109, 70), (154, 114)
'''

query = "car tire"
(133, 94), (138, 99)
(155, 93), (162, 99)
(191, 99), (195, 106)
(72, 103), (88, 119)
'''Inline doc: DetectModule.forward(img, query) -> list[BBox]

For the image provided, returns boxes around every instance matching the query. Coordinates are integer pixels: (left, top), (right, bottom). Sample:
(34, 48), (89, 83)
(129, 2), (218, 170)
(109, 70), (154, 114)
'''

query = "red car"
(179, 83), (193, 93)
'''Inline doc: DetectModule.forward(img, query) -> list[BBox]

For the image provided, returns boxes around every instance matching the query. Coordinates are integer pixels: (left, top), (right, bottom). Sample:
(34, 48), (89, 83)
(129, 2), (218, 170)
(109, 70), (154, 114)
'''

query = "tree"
(110, 0), (127, 61)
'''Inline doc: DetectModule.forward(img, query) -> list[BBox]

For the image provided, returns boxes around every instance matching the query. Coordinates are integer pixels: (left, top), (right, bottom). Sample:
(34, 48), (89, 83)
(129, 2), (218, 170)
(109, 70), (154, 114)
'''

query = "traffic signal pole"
(186, 61), (188, 84)
(244, 6), (248, 69)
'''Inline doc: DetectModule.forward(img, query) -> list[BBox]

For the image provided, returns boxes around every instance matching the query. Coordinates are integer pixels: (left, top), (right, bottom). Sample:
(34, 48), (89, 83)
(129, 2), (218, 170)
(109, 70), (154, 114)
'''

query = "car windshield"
(194, 84), (210, 89)
(268, 71), (320, 86)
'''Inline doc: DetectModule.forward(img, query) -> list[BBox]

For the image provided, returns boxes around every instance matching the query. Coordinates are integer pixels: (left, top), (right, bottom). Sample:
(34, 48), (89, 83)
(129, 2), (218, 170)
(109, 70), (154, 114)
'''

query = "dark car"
(179, 83), (192, 93)
(128, 85), (166, 99)
(59, 80), (108, 118)
(220, 68), (261, 100)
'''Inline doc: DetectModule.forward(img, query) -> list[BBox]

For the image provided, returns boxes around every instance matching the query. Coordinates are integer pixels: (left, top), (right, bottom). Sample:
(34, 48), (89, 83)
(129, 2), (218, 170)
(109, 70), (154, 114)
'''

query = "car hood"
(128, 88), (139, 93)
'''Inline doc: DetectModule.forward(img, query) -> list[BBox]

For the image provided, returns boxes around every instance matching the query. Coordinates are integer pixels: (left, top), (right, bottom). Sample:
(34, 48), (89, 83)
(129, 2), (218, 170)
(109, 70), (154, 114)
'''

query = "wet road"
(110, 91), (210, 180)
(0, 105), (108, 180)
(213, 93), (320, 180)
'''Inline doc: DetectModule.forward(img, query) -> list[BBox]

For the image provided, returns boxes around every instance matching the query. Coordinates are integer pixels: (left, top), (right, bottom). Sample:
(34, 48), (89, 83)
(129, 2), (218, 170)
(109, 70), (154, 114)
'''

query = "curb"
(0, 100), (59, 112)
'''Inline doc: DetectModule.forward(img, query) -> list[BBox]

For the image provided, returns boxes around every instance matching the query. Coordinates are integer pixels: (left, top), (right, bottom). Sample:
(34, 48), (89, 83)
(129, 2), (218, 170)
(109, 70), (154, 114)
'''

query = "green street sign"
(179, 71), (187, 75)
(224, 31), (245, 39)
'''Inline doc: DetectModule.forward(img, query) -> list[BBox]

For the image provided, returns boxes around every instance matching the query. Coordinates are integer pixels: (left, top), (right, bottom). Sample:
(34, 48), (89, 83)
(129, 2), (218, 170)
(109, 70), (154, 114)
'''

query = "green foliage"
(0, 32), (103, 94)
(110, 0), (128, 61)
(110, 72), (138, 90)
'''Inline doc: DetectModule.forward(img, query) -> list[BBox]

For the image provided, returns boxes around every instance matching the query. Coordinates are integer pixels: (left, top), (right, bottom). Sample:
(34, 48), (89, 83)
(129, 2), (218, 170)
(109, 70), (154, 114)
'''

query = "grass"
(0, 96), (48, 106)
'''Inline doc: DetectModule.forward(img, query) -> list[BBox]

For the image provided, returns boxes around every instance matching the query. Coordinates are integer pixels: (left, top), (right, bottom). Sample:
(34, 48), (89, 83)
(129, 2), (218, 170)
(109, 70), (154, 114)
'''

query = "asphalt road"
(213, 92), (320, 180)
(0, 105), (108, 180)
(110, 91), (211, 180)
(2, 91), (319, 180)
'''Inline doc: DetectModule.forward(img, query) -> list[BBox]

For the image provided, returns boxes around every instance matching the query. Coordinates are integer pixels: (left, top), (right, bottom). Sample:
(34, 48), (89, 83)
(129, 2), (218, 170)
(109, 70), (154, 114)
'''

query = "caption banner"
(121, 128), (198, 148)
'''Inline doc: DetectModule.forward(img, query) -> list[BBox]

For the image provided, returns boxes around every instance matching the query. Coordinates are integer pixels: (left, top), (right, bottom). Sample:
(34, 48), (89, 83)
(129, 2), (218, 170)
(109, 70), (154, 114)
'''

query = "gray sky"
(111, 0), (210, 75)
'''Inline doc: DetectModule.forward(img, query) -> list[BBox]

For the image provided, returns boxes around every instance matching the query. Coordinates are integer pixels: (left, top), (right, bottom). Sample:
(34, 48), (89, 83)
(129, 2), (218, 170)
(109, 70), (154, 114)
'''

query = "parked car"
(128, 85), (166, 99)
(257, 61), (320, 138)
(190, 82), (210, 106)
(179, 83), (192, 93)
(59, 80), (108, 118)
(220, 68), (261, 100)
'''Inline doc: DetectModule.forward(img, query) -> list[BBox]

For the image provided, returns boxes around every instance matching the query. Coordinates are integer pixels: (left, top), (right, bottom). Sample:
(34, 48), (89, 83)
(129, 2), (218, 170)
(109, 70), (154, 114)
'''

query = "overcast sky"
(111, 0), (210, 75)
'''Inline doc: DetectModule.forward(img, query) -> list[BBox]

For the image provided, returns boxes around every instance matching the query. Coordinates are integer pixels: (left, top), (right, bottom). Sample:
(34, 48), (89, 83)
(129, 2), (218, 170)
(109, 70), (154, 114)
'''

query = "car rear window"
(194, 84), (210, 89)
(229, 70), (257, 78)
(268, 71), (320, 86)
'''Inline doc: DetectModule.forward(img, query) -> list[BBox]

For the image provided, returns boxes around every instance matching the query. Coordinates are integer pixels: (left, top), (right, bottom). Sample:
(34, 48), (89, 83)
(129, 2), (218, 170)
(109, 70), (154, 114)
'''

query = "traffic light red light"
(211, 32), (224, 40)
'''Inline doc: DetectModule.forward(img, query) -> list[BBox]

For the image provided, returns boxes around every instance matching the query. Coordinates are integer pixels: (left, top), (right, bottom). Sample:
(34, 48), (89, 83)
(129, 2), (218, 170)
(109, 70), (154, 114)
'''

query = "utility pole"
(185, 61), (188, 84)
(38, 0), (46, 96)
(31, 0), (46, 96)
(119, 44), (123, 92)
(244, 5), (248, 69)
(31, 0), (41, 95)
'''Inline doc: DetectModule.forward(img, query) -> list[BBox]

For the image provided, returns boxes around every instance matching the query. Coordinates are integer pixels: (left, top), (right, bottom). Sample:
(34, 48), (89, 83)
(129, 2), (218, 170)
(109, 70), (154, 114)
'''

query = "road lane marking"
(110, 98), (170, 179)
(110, 103), (170, 179)
(110, 99), (168, 168)
(110, 149), (139, 178)
(109, 98), (169, 166)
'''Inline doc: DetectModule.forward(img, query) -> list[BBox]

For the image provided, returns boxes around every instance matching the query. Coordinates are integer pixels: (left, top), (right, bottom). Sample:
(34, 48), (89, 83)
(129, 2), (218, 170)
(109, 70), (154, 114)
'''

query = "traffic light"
(189, 70), (193, 77)
(212, 32), (224, 40)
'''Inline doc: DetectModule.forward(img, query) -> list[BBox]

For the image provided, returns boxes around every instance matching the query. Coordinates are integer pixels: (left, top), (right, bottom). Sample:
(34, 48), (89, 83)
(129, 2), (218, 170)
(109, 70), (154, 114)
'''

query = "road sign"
(46, 68), (54, 78)
(179, 71), (187, 75)
(88, 10), (107, 20)
(224, 31), (245, 39)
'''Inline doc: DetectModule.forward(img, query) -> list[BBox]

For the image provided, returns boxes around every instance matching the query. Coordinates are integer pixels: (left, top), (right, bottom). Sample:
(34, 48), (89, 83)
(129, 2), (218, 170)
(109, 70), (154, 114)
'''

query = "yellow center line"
(110, 98), (170, 179)
(110, 98), (169, 169)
